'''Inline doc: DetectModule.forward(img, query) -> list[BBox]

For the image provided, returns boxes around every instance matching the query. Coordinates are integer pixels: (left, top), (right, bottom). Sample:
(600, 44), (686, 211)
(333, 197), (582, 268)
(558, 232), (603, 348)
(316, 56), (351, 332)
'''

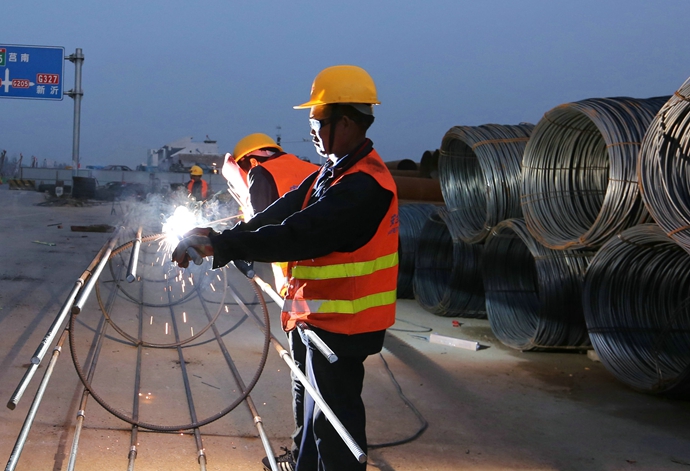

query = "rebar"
(412, 207), (485, 317)
(521, 96), (668, 250)
(482, 218), (594, 351)
(439, 123), (534, 243)
(583, 224), (690, 395)
(638, 77), (690, 254)
(126, 227), (143, 283)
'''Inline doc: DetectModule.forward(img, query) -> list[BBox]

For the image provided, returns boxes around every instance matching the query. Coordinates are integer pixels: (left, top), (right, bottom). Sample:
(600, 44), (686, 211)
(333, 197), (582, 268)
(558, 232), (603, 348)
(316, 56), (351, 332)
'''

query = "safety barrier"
(8, 179), (36, 190)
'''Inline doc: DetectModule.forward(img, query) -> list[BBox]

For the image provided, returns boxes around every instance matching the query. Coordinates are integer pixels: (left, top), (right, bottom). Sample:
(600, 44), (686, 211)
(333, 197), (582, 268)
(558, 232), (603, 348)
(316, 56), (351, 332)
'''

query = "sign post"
(0, 44), (84, 176)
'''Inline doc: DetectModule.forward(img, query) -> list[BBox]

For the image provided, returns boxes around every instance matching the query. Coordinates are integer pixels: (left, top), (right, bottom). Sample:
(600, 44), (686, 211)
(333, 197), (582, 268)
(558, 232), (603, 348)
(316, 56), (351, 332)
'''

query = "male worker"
(187, 165), (209, 201)
(173, 65), (398, 471)
(232, 132), (318, 213)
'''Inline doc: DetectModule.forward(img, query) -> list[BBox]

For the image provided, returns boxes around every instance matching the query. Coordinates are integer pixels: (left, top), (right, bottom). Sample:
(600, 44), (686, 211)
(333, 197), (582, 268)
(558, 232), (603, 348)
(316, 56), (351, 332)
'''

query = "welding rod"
(229, 286), (365, 464)
(72, 228), (122, 314)
(252, 274), (338, 364)
(7, 239), (112, 410)
(126, 227), (143, 283)
(5, 330), (68, 471)
(187, 247), (204, 265)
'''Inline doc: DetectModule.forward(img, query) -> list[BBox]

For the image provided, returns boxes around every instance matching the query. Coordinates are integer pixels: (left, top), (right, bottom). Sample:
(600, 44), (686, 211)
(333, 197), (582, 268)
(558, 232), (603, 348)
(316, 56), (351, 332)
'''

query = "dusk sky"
(2, 1), (689, 168)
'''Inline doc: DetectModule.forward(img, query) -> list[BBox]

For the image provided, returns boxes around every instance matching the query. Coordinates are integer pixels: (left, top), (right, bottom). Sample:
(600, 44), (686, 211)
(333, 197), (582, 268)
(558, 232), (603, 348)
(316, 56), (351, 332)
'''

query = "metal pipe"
(126, 227), (143, 283)
(4, 330), (68, 471)
(66, 48), (84, 175)
(229, 285), (366, 464)
(252, 274), (337, 363)
(72, 229), (121, 314)
(8, 239), (112, 409)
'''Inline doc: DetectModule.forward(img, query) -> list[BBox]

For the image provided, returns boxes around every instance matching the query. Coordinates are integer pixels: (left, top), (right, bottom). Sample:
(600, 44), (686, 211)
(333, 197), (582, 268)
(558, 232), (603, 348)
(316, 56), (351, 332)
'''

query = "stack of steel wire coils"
(397, 203), (438, 299)
(521, 96), (668, 250)
(482, 218), (594, 351)
(413, 207), (485, 317)
(583, 224), (690, 394)
(439, 123), (534, 244)
(639, 77), (690, 253)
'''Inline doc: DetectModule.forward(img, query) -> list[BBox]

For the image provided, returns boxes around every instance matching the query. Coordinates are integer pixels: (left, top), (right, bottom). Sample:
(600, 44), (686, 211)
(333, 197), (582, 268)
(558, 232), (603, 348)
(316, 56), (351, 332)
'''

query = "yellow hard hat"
(190, 165), (203, 176)
(294, 65), (380, 109)
(233, 133), (283, 162)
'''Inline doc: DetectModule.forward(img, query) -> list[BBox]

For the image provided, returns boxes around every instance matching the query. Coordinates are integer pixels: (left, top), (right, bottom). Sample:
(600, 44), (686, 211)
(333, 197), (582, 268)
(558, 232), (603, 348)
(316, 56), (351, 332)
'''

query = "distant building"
(148, 136), (224, 172)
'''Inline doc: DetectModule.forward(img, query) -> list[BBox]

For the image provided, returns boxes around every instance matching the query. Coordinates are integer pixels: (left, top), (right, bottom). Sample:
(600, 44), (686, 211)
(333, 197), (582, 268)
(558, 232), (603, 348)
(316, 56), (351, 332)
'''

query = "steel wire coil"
(439, 123), (534, 243)
(482, 218), (594, 351)
(639, 77), (690, 253)
(398, 203), (438, 299)
(413, 207), (486, 317)
(521, 96), (669, 250)
(583, 224), (690, 395)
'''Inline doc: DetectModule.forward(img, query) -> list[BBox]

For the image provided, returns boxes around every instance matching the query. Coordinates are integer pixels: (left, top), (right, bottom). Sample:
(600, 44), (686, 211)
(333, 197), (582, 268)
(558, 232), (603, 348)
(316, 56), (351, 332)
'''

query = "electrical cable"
(521, 96), (668, 250)
(439, 123), (534, 243)
(482, 218), (594, 351)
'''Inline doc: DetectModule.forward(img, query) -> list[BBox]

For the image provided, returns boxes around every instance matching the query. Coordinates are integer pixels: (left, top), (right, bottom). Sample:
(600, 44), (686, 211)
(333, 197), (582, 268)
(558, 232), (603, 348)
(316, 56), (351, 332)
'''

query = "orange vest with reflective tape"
(282, 149), (399, 334)
(187, 179), (208, 200)
(260, 154), (318, 196)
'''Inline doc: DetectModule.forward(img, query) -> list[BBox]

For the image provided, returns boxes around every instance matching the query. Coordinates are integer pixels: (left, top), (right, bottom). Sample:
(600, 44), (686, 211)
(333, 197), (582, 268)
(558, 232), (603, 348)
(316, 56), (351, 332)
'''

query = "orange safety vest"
(260, 153), (319, 195)
(259, 154), (318, 295)
(281, 149), (399, 335)
(187, 179), (208, 200)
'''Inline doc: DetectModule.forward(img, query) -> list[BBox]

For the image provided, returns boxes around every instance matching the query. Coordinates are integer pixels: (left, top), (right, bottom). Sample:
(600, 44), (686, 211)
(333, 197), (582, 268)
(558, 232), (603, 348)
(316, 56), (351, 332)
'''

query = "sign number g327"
(0, 49), (6, 67)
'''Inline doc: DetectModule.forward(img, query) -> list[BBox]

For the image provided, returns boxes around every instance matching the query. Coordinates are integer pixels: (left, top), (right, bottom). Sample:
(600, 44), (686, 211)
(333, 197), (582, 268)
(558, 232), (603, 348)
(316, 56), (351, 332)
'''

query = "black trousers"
(288, 328), (377, 471)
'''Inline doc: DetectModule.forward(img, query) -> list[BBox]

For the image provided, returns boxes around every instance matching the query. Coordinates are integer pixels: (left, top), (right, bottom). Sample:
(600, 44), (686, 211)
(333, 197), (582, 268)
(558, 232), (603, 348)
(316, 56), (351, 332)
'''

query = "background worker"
(232, 133), (318, 213)
(228, 133), (319, 294)
(187, 165), (209, 201)
(173, 65), (398, 471)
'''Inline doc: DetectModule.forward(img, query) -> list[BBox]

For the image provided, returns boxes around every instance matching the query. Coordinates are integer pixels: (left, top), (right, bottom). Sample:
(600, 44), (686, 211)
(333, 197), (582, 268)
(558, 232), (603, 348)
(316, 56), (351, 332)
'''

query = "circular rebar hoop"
(639, 77), (690, 254)
(398, 203), (438, 299)
(521, 96), (668, 250)
(413, 207), (485, 317)
(482, 218), (594, 351)
(583, 224), (690, 395)
(439, 123), (534, 244)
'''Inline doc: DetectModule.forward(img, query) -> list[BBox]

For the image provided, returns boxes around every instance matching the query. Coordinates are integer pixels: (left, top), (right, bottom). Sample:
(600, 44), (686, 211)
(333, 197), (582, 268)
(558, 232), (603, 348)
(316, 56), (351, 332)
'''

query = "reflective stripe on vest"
(291, 252), (398, 280)
(285, 289), (397, 315)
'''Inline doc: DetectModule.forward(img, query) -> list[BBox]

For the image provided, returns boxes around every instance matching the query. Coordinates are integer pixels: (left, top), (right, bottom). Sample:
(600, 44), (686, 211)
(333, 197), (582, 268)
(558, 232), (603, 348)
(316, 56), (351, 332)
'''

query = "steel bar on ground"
(8, 240), (111, 409)
(198, 293), (279, 471)
(126, 227), (143, 283)
(228, 284), (367, 464)
(4, 330), (69, 471)
(127, 280), (144, 471)
(72, 228), (122, 314)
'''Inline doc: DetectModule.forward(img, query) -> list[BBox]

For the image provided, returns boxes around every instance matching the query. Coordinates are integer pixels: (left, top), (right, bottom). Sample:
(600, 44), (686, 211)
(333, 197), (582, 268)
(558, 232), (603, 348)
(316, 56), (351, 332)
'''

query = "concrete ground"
(1, 184), (690, 471)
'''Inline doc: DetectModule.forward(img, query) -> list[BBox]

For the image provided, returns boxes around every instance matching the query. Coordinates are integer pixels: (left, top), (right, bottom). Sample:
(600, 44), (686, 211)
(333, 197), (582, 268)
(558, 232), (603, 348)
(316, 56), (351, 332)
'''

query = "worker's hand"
(172, 234), (214, 268)
(182, 226), (218, 238)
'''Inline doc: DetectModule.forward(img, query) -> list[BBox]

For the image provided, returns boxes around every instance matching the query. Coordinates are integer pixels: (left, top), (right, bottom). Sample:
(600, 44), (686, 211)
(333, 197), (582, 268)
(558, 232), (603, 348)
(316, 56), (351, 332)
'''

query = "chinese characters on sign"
(0, 44), (64, 100)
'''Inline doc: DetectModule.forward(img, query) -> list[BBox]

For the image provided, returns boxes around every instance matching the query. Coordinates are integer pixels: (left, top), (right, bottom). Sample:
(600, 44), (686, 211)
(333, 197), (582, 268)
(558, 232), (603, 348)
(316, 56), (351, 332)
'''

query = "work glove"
(172, 227), (217, 268)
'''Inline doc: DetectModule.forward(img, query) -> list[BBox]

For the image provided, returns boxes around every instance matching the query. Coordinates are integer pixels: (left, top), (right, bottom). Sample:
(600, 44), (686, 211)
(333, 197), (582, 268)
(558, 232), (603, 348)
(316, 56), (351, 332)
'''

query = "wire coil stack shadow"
(583, 224), (690, 395)
(482, 218), (594, 351)
(398, 203), (439, 299)
(413, 207), (485, 317)
(439, 123), (534, 244)
(521, 96), (668, 250)
(639, 77), (690, 253)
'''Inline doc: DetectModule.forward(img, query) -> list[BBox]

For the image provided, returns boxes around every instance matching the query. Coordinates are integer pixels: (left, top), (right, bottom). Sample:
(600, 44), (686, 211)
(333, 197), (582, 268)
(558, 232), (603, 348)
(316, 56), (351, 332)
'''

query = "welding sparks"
(165, 323), (169, 335)
(225, 306), (229, 313)
(191, 327), (194, 336)
(150, 316), (153, 325)
(210, 283), (216, 292)
(183, 312), (187, 323)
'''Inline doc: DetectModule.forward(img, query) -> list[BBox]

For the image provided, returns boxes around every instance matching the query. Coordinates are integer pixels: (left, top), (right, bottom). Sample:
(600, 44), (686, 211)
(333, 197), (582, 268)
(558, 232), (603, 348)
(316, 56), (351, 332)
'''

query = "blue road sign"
(0, 44), (65, 100)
